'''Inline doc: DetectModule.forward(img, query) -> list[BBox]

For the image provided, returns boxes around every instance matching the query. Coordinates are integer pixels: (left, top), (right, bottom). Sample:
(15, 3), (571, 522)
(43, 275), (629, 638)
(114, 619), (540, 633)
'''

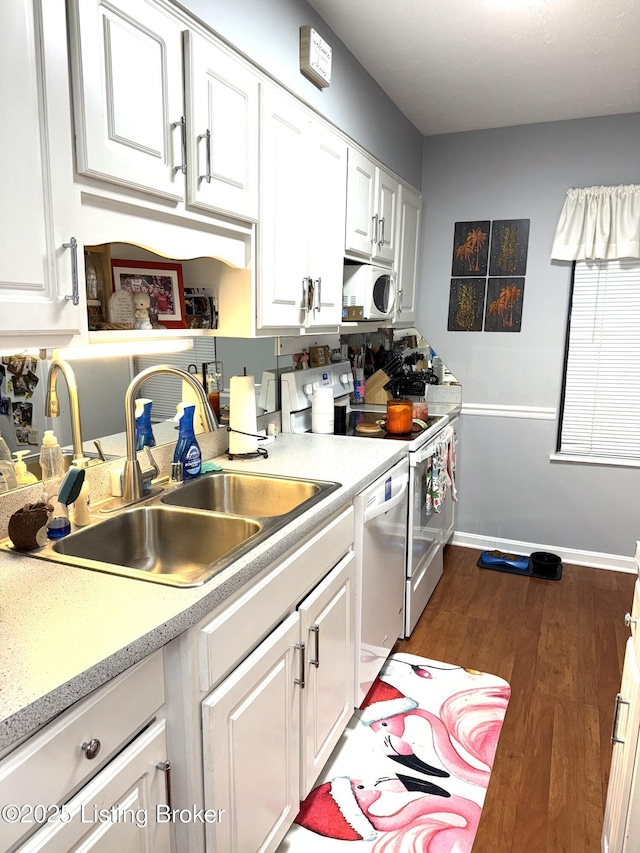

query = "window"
(558, 258), (640, 462)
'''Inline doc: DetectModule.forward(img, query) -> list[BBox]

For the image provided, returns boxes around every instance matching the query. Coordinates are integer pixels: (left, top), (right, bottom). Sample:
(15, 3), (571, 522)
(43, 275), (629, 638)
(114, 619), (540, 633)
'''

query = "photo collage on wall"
(0, 355), (40, 447)
(448, 219), (530, 332)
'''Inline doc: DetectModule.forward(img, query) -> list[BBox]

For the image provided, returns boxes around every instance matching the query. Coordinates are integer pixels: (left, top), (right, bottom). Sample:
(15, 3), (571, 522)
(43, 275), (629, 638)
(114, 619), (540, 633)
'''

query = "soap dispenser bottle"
(12, 451), (38, 486)
(173, 402), (201, 480)
(135, 398), (156, 451)
(40, 430), (65, 497)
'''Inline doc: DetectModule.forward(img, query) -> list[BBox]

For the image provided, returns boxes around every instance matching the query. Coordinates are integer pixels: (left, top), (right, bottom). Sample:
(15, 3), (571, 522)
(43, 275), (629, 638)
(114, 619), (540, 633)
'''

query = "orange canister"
(386, 399), (413, 434)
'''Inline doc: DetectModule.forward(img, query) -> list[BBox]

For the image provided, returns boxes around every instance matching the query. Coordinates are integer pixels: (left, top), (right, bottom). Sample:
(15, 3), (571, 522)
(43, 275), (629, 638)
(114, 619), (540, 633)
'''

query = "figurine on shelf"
(133, 291), (153, 330)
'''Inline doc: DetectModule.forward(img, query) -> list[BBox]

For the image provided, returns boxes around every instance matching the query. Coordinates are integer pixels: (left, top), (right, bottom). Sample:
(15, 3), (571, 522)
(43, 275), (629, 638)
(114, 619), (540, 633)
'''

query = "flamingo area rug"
(279, 653), (510, 853)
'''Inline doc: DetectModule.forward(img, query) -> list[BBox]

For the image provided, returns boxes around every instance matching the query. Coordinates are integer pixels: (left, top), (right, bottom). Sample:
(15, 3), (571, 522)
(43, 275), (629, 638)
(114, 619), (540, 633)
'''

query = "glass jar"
(386, 399), (413, 434)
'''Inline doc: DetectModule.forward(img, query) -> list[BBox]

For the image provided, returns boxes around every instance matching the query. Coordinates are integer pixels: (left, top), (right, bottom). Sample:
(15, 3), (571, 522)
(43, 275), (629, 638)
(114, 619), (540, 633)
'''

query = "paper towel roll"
(312, 387), (334, 434)
(229, 375), (258, 454)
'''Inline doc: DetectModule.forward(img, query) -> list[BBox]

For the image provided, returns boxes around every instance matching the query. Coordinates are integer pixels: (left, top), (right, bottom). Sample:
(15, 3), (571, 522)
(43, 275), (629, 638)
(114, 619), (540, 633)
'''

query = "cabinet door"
(298, 552), (355, 796)
(69, 0), (184, 200)
(259, 86), (309, 329)
(0, 0), (86, 349)
(16, 721), (171, 853)
(345, 148), (377, 258)
(202, 612), (301, 853)
(372, 166), (399, 264)
(306, 123), (347, 329)
(603, 638), (640, 853)
(394, 185), (421, 323)
(185, 32), (259, 221)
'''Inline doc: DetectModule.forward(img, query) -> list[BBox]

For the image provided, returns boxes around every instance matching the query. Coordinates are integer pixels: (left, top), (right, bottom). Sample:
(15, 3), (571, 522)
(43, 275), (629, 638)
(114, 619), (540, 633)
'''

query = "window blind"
(134, 339), (217, 421)
(559, 258), (640, 460)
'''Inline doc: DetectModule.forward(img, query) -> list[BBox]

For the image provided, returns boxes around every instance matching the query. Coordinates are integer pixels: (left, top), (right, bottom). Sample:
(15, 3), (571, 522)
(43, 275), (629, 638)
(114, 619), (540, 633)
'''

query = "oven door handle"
(363, 477), (409, 523)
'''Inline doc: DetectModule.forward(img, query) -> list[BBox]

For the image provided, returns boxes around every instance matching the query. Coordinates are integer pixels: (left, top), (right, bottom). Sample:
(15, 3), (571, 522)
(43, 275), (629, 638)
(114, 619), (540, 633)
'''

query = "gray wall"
(417, 113), (640, 559)
(179, 0), (424, 187)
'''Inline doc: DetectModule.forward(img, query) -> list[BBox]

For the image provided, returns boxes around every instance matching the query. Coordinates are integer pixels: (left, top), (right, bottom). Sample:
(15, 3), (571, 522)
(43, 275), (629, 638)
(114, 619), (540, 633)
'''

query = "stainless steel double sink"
(16, 471), (340, 587)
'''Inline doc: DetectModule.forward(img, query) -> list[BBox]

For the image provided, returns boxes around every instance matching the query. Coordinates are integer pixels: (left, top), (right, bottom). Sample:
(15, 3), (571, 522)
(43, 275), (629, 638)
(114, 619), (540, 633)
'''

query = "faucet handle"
(141, 446), (159, 484)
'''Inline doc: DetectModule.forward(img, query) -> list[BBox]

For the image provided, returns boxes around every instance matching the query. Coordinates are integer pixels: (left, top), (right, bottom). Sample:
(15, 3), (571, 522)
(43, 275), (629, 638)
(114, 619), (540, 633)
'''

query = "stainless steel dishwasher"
(353, 456), (409, 705)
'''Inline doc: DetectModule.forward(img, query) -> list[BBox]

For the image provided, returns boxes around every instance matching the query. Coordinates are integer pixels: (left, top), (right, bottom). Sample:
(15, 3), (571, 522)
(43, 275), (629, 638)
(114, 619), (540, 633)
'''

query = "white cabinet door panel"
(394, 185), (421, 323)
(345, 148), (376, 258)
(70, 0), (184, 199)
(202, 612), (301, 853)
(373, 167), (398, 263)
(185, 32), (259, 220)
(298, 552), (355, 795)
(0, 0), (85, 346)
(307, 123), (347, 328)
(259, 88), (308, 328)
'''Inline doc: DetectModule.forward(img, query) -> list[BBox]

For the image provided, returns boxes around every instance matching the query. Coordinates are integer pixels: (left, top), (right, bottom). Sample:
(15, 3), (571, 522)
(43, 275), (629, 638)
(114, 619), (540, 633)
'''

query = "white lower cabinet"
(0, 651), (170, 853)
(603, 579), (640, 853)
(164, 506), (355, 853)
(202, 552), (354, 853)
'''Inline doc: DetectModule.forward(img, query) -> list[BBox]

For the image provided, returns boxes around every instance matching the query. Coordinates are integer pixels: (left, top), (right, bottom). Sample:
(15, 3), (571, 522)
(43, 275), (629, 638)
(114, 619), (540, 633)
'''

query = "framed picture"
(489, 219), (530, 276)
(451, 221), (490, 277)
(484, 278), (525, 332)
(448, 278), (486, 331)
(110, 259), (187, 329)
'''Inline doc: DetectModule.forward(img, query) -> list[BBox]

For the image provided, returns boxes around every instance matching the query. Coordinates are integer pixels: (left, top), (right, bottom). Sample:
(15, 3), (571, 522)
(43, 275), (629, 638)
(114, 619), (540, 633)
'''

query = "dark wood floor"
(394, 545), (635, 853)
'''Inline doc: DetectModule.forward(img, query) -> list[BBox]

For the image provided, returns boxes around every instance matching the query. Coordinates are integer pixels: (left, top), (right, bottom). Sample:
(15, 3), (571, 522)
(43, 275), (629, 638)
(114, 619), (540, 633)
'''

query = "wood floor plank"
(393, 545), (635, 852)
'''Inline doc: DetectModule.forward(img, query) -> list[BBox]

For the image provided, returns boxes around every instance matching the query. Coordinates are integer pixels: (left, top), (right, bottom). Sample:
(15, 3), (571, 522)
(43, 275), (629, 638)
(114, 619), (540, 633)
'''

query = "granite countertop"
(0, 432), (408, 756)
(0, 401), (460, 756)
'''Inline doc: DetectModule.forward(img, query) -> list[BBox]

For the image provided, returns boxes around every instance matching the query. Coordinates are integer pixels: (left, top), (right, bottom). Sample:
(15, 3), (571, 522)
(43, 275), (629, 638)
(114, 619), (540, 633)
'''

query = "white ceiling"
(306, 0), (640, 136)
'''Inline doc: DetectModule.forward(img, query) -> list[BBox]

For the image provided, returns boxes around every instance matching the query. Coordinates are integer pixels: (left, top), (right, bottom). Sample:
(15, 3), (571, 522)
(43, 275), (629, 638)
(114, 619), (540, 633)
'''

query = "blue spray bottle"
(173, 403), (201, 479)
(135, 398), (156, 451)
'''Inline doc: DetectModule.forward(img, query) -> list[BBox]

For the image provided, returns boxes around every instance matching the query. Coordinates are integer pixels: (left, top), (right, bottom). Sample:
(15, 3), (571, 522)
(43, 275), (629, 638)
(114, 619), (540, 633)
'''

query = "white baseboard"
(451, 531), (636, 574)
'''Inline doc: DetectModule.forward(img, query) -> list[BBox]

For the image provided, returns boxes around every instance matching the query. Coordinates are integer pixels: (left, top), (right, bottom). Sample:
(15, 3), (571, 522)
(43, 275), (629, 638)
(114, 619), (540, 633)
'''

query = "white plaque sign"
(300, 26), (332, 89)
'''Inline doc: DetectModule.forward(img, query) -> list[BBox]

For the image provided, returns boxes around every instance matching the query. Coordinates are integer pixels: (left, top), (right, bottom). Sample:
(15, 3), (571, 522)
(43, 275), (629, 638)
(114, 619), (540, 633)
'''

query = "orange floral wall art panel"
(451, 221), (490, 277)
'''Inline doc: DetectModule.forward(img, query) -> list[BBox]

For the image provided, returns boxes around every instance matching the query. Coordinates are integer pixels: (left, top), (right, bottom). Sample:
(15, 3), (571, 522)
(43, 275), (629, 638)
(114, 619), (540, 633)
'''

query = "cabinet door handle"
(302, 277), (313, 314)
(294, 642), (306, 688)
(371, 214), (379, 247)
(62, 237), (79, 306)
(378, 217), (385, 248)
(199, 129), (212, 183)
(309, 625), (320, 668)
(611, 692), (630, 744)
(625, 613), (639, 628)
(172, 116), (187, 175)
(81, 738), (101, 760)
(156, 760), (173, 810)
(314, 277), (321, 313)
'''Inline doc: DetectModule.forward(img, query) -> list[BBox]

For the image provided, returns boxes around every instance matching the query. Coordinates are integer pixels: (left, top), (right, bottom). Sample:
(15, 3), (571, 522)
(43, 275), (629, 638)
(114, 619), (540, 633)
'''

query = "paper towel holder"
(226, 426), (269, 461)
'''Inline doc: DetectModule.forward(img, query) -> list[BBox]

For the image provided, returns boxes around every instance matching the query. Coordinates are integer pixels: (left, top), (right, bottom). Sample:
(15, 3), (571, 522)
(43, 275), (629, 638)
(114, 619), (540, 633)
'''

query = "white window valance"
(551, 184), (640, 261)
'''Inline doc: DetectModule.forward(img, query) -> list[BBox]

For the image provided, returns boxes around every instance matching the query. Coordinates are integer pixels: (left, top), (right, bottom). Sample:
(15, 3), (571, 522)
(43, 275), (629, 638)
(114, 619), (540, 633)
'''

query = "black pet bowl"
(530, 551), (562, 578)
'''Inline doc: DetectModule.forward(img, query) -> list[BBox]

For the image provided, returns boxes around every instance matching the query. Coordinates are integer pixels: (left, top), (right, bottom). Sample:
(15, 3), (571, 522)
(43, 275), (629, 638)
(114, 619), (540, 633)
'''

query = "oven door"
(405, 438), (446, 636)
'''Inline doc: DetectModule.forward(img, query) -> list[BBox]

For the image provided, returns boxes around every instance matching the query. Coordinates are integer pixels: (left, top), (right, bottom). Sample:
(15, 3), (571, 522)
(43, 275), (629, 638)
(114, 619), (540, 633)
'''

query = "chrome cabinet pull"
(314, 277), (321, 313)
(302, 277), (313, 314)
(624, 613), (639, 628)
(294, 642), (306, 688)
(81, 738), (101, 760)
(309, 625), (320, 668)
(199, 129), (212, 183)
(62, 237), (79, 306)
(378, 217), (385, 248)
(172, 117), (187, 175)
(371, 214), (379, 246)
(156, 760), (173, 810)
(611, 692), (630, 744)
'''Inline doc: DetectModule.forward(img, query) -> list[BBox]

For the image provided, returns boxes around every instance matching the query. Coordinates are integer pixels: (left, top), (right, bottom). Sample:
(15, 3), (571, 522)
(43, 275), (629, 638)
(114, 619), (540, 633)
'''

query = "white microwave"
(343, 264), (395, 320)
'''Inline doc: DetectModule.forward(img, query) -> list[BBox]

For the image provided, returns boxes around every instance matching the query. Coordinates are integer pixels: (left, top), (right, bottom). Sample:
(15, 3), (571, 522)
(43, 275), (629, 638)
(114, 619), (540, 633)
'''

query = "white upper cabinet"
(0, 0), (87, 350)
(345, 148), (399, 265)
(68, 0), (260, 223)
(68, 0), (185, 200)
(184, 31), (259, 220)
(394, 184), (422, 324)
(259, 86), (347, 331)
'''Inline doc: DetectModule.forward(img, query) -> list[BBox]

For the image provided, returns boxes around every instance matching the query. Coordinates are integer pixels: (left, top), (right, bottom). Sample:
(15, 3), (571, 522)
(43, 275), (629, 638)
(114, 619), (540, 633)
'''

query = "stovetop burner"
(338, 410), (441, 440)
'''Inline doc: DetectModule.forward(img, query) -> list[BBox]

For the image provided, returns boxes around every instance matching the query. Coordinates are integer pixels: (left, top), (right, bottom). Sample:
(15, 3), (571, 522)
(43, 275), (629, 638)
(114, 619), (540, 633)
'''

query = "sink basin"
(161, 471), (336, 518)
(3, 471), (341, 588)
(49, 506), (261, 587)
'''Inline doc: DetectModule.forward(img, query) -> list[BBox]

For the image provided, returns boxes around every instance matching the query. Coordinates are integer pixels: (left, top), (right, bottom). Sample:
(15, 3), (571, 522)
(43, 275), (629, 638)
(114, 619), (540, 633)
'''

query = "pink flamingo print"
(295, 773), (481, 852)
(360, 680), (510, 788)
